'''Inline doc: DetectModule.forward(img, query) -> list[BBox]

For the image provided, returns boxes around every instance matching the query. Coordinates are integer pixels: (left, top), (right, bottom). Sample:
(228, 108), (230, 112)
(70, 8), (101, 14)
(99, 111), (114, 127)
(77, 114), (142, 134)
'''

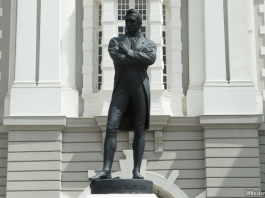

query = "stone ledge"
(4, 116), (66, 131)
(200, 114), (263, 129)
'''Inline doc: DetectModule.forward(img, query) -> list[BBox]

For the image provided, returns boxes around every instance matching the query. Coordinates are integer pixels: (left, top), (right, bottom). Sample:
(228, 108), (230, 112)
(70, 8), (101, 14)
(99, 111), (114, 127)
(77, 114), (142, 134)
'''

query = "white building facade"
(0, 0), (265, 197)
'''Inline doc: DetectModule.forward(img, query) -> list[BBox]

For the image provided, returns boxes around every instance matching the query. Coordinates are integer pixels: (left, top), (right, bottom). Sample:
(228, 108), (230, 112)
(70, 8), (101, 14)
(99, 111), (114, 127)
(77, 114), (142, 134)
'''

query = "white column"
(14, 0), (37, 86)
(167, 0), (182, 94)
(203, 0), (227, 114)
(149, 0), (164, 90)
(10, 0), (39, 115)
(149, 0), (183, 116)
(187, 0), (205, 116)
(100, 0), (116, 115)
(82, 0), (96, 95)
(101, 0), (115, 91)
(39, 0), (60, 85)
(227, 0), (252, 84)
(203, 0), (256, 115)
(248, 0), (263, 114)
(60, 0), (79, 117)
(4, 0), (17, 116)
(204, 0), (227, 84)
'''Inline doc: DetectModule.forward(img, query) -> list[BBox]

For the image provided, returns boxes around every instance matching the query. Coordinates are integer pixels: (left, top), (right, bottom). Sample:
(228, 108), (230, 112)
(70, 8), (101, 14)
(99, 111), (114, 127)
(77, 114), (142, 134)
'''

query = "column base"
(151, 90), (183, 116)
(203, 85), (256, 114)
(187, 88), (203, 116)
(82, 90), (113, 117)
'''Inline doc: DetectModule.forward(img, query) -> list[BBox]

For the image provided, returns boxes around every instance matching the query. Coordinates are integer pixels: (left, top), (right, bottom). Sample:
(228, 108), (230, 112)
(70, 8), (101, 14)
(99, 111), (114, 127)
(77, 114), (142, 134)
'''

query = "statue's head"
(125, 9), (142, 35)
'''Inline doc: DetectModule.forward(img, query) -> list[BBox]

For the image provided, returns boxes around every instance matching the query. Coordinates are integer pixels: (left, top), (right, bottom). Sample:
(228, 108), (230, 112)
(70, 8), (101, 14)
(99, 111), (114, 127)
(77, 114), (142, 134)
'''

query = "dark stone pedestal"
(90, 179), (153, 194)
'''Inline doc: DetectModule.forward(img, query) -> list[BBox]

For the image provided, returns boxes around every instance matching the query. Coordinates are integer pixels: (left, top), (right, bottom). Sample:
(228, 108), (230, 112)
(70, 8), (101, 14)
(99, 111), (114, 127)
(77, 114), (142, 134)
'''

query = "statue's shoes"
(132, 170), (144, 179)
(89, 171), (112, 181)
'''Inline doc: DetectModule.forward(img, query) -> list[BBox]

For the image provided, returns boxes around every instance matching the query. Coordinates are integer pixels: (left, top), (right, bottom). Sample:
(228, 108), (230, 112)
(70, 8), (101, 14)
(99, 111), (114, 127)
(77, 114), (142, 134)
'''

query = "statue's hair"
(125, 9), (142, 26)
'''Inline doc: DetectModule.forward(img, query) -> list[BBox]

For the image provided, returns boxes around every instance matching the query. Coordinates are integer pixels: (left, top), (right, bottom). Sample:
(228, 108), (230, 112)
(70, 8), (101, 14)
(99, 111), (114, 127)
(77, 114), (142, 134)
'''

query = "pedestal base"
(90, 179), (153, 194)
(87, 194), (157, 198)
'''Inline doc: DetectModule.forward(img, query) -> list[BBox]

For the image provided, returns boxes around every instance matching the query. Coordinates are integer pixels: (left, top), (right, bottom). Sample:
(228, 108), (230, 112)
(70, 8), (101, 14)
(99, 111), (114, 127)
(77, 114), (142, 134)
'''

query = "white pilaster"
(10, 0), (38, 115)
(204, 0), (227, 84)
(187, 0), (205, 116)
(39, 0), (60, 85)
(101, 0), (115, 91)
(60, 0), (79, 117)
(167, 0), (182, 94)
(203, 0), (227, 114)
(149, 0), (164, 90)
(14, 0), (37, 86)
(249, 0), (263, 114)
(10, 0), (79, 116)
(226, 0), (256, 113)
(82, 0), (96, 95)
(149, 0), (183, 116)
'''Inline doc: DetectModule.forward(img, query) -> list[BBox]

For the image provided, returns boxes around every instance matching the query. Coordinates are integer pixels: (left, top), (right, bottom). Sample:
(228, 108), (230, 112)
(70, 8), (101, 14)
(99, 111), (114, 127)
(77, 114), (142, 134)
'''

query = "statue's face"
(125, 14), (141, 35)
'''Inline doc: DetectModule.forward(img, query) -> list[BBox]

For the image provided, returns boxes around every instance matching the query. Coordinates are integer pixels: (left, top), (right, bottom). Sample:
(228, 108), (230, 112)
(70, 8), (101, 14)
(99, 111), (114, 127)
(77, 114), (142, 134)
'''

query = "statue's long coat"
(108, 33), (157, 131)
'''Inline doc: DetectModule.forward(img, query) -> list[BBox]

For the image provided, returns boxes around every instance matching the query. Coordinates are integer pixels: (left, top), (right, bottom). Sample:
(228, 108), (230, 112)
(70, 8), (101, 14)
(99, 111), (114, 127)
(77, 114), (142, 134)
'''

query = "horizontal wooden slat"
(8, 152), (61, 161)
(146, 160), (204, 170)
(62, 150), (204, 162)
(174, 179), (205, 189)
(206, 168), (260, 177)
(6, 191), (61, 198)
(152, 170), (205, 179)
(7, 171), (61, 181)
(8, 142), (61, 152)
(8, 162), (61, 171)
(163, 141), (203, 150)
(62, 162), (120, 172)
(0, 169), (7, 177)
(163, 132), (203, 140)
(0, 150), (7, 158)
(206, 178), (260, 187)
(207, 188), (260, 197)
(9, 131), (62, 142)
(61, 181), (90, 191)
(7, 181), (60, 191)
(206, 158), (260, 167)
(62, 142), (155, 152)
(204, 129), (258, 138)
(205, 139), (259, 148)
(0, 140), (7, 149)
(205, 148), (259, 157)
(0, 160), (7, 168)
(62, 132), (155, 142)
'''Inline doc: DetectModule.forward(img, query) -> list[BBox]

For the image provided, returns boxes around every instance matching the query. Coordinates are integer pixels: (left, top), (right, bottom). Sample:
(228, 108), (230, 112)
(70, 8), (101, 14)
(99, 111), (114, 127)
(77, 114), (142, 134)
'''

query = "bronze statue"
(89, 9), (156, 180)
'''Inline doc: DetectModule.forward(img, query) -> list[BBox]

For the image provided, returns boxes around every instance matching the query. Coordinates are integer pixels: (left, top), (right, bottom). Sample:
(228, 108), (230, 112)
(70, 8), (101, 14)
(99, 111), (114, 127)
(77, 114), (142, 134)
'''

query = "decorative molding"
(200, 115), (263, 129)
(63, 127), (101, 132)
(154, 130), (163, 156)
(129, 131), (134, 150)
(5, 125), (65, 131)
(201, 124), (261, 129)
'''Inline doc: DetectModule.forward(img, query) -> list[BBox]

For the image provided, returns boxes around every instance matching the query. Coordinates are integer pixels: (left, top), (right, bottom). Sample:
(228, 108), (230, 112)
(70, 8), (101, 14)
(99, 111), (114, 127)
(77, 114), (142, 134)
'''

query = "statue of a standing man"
(90, 9), (156, 180)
